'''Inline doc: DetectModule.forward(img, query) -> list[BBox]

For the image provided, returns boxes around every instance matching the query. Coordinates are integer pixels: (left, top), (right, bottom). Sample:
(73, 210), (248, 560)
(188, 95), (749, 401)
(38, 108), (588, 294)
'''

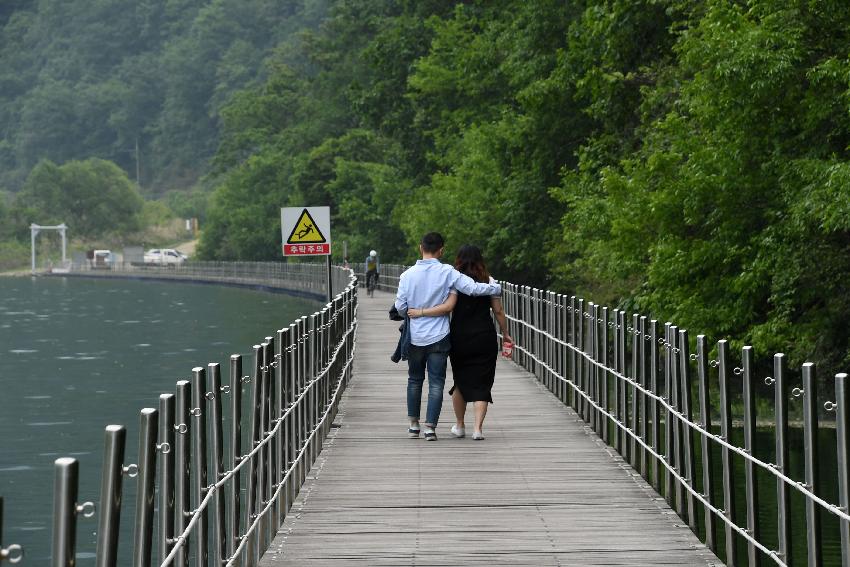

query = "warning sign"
(286, 209), (326, 243)
(281, 206), (331, 256)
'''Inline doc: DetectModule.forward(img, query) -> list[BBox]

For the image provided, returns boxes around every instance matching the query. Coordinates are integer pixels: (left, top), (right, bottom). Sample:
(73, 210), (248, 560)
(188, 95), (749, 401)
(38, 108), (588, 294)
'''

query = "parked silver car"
(143, 248), (187, 266)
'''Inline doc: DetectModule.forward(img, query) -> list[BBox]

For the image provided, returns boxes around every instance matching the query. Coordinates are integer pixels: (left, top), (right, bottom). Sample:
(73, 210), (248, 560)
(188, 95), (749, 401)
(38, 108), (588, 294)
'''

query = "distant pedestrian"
(365, 250), (379, 296)
(395, 232), (501, 441)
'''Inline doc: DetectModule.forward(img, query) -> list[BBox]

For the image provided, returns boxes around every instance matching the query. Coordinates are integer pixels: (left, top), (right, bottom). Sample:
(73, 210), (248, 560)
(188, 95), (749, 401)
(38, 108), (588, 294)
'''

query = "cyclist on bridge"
(365, 250), (380, 295)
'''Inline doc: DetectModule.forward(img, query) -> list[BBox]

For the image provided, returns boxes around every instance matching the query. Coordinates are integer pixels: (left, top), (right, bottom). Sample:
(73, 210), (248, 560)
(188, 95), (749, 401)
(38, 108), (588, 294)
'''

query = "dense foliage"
(0, 0), (327, 193)
(2, 0), (849, 373)
(199, 0), (850, 374)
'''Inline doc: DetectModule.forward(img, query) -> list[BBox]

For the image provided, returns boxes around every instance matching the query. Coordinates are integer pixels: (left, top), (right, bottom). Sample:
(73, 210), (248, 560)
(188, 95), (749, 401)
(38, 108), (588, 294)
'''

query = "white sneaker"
(424, 428), (437, 441)
(450, 425), (465, 438)
(472, 431), (485, 441)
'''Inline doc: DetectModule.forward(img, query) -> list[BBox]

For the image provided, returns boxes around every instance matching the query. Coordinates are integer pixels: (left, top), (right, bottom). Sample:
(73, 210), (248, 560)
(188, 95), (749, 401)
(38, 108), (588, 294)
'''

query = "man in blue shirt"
(394, 232), (501, 441)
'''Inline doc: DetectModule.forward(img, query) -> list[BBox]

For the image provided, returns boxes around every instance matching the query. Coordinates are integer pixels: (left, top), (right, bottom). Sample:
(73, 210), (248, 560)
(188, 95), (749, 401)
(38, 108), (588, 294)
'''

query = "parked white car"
(144, 248), (187, 266)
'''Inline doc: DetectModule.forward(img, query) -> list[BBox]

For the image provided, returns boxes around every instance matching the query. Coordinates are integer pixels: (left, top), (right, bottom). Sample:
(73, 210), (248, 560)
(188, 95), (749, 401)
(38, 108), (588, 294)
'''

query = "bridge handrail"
(70, 259), (348, 299)
(371, 263), (850, 567)
(14, 263), (358, 566)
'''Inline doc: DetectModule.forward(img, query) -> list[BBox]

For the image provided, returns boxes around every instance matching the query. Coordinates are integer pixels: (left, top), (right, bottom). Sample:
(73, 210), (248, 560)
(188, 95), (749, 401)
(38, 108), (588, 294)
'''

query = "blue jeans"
(406, 335), (451, 427)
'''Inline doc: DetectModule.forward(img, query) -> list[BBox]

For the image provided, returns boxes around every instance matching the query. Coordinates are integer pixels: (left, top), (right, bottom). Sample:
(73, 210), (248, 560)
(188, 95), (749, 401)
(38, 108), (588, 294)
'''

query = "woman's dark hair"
(454, 244), (490, 283)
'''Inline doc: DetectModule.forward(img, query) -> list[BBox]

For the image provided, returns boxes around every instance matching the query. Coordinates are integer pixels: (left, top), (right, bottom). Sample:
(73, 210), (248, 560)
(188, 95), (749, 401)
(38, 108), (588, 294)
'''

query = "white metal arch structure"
(30, 223), (68, 274)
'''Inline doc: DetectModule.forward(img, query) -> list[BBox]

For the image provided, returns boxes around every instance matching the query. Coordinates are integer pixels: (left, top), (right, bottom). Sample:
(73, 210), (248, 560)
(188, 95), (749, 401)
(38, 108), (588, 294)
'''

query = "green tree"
(18, 158), (144, 238)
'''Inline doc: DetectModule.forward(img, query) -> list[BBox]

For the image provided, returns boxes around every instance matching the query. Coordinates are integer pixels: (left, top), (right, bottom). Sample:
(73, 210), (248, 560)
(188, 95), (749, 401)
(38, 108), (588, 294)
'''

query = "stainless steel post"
(696, 336), (716, 553)
(601, 307), (609, 444)
(741, 346), (760, 567)
(159, 394), (176, 565)
(612, 309), (620, 453)
(650, 320), (660, 491)
(95, 425), (126, 567)
(299, 315), (308, 485)
(589, 303), (598, 431)
(718, 340), (737, 567)
(670, 325), (684, 516)
(175, 380), (191, 567)
(278, 328), (290, 519)
(836, 372), (850, 567)
(208, 363), (226, 565)
(52, 457), (80, 567)
(664, 323), (673, 504)
(133, 408), (158, 567)
(260, 339), (272, 552)
(275, 328), (286, 526)
(191, 367), (209, 567)
(570, 296), (577, 411)
(639, 316), (648, 477)
(618, 310), (627, 459)
(678, 330), (697, 532)
(228, 355), (242, 560)
(802, 362), (822, 567)
(577, 298), (585, 420)
(630, 313), (639, 470)
(774, 353), (791, 565)
(245, 345), (262, 567)
(287, 323), (298, 509)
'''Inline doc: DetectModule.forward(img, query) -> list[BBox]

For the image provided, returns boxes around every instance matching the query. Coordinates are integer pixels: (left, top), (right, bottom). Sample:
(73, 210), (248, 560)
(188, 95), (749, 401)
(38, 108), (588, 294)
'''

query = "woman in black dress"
(447, 245), (512, 440)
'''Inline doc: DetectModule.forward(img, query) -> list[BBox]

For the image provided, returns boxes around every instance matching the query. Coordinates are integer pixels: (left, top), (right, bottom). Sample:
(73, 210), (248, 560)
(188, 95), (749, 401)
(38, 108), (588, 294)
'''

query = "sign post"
(281, 207), (332, 301)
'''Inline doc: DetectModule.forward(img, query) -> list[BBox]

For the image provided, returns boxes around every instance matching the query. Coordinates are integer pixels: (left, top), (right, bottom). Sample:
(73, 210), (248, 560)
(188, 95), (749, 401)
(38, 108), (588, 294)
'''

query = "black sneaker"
(408, 427), (420, 439)
(424, 428), (437, 441)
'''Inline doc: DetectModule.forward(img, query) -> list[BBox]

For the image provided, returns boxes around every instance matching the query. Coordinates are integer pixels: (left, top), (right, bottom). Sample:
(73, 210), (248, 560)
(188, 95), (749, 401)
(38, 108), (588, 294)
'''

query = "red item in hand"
(501, 340), (513, 358)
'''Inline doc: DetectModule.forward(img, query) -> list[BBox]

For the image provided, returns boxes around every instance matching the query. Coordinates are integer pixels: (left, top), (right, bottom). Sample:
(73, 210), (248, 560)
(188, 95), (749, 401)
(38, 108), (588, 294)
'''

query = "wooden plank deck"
(260, 291), (723, 566)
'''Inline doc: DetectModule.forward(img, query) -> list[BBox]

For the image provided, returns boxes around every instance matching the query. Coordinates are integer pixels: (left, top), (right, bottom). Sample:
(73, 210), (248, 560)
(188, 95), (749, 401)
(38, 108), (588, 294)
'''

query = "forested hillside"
(0, 0), (327, 193)
(2, 0), (848, 374)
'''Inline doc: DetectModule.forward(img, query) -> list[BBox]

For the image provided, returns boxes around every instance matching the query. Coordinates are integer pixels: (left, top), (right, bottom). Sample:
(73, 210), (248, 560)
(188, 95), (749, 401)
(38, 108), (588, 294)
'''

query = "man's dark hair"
(420, 232), (445, 253)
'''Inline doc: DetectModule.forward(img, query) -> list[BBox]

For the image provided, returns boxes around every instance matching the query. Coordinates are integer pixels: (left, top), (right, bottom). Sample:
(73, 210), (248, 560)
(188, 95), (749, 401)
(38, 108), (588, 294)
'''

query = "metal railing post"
(679, 330), (697, 532)
(601, 307), (609, 444)
(208, 363), (227, 565)
(95, 425), (126, 567)
(52, 457), (81, 567)
(630, 313), (639, 470)
(159, 394), (176, 565)
(670, 325), (683, 517)
(639, 316), (648, 477)
(696, 336), (716, 553)
(227, 354), (243, 562)
(773, 353), (791, 565)
(618, 311), (627, 459)
(191, 366), (209, 567)
(612, 309), (620, 453)
(741, 346), (760, 567)
(569, 296), (577, 412)
(577, 298), (585, 420)
(277, 327), (290, 520)
(287, 323), (298, 509)
(836, 372), (850, 567)
(650, 320), (660, 491)
(245, 345), (262, 567)
(802, 362), (822, 567)
(663, 322), (673, 502)
(133, 408), (158, 567)
(175, 380), (192, 567)
(718, 340), (737, 566)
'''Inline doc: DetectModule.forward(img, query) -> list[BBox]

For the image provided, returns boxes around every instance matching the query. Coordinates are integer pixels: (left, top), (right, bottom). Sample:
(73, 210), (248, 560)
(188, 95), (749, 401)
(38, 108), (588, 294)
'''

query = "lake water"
(0, 276), (318, 564)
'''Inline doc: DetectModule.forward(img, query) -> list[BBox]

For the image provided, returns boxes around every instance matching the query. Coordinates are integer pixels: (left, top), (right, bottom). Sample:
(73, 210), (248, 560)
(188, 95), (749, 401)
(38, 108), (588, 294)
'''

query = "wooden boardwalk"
(260, 291), (722, 566)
